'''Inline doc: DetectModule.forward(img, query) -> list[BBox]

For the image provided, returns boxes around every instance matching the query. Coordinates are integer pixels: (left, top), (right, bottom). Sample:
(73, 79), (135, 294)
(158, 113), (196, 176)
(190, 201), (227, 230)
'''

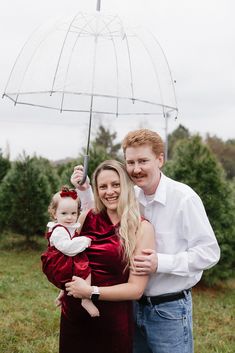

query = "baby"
(41, 186), (99, 317)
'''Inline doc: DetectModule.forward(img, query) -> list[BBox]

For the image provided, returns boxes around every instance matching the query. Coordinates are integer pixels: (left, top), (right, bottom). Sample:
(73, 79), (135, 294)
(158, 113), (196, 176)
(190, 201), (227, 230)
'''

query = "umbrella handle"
(78, 155), (90, 185)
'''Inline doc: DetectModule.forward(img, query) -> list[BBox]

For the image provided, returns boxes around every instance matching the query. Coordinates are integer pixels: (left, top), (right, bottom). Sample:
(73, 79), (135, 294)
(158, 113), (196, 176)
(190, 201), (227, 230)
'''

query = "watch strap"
(90, 286), (100, 302)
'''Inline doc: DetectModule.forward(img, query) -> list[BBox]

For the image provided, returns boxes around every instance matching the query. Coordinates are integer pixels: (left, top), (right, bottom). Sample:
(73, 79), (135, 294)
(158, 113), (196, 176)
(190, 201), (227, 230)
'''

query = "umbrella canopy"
(3, 10), (178, 182)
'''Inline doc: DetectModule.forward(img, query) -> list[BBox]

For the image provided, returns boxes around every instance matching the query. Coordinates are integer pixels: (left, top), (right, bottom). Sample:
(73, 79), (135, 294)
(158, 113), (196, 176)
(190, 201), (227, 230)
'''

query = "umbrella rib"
(86, 15), (100, 155)
(5, 96), (172, 115)
(133, 29), (165, 117)
(73, 30), (134, 38)
(75, 12), (95, 36)
(5, 91), (176, 111)
(69, 27), (95, 36)
(78, 12), (98, 36)
(123, 30), (135, 102)
(147, 29), (178, 118)
(100, 17), (119, 117)
(6, 22), (61, 105)
(50, 12), (82, 94)
(58, 14), (95, 36)
(60, 16), (97, 112)
(96, 14), (119, 37)
(3, 22), (43, 98)
(70, 13), (97, 36)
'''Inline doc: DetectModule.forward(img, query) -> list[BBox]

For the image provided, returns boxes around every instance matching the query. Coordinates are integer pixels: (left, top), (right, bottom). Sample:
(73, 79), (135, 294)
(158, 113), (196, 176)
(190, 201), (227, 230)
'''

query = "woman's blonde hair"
(48, 186), (81, 220)
(92, 160), (141, 267)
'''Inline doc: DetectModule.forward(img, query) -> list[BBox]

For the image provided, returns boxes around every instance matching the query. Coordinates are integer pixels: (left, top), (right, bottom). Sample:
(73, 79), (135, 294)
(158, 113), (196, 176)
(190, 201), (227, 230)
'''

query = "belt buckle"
(139, 296), (151, 305)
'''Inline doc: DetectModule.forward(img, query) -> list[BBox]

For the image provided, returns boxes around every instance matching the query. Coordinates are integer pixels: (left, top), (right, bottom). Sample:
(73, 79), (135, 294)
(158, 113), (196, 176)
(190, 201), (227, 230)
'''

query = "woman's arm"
(65, 220), (155, 301)
(70, 165), (94, 210)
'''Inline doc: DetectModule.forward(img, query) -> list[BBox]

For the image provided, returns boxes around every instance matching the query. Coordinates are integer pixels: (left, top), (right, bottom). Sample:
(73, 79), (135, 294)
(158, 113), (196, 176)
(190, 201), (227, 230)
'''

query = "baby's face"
(55, 198), (78, 226)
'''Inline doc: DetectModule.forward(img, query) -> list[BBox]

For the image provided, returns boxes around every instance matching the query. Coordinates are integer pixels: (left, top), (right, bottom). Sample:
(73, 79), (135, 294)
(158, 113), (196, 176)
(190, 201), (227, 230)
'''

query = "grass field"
(0, 234), (234, 353)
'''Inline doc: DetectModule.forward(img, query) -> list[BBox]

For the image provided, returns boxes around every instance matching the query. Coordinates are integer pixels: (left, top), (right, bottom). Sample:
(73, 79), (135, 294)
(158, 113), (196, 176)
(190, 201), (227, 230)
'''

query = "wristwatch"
(90, 286), (100, 302)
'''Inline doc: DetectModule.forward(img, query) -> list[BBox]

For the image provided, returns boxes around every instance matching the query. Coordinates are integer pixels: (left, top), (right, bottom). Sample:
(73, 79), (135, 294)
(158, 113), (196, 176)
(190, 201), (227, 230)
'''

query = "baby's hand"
(55, 290), (64, 307)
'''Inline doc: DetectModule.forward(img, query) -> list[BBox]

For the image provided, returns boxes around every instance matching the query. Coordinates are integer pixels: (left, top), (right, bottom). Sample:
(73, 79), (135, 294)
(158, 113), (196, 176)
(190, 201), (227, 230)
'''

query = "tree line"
(0, 124), (234, 286)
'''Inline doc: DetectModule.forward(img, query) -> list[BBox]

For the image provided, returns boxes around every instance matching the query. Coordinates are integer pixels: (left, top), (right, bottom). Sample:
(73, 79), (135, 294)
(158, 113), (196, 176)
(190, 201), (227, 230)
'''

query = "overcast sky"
(0, 0), (234, 161)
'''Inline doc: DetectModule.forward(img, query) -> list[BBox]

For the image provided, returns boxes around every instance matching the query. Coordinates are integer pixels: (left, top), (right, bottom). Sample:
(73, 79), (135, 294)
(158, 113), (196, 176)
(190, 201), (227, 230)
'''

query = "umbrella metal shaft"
(96, 0), (101, 11)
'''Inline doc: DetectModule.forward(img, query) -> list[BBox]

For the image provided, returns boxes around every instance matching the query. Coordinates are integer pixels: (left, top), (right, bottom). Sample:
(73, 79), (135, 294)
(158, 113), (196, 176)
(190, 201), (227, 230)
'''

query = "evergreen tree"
(93, 125), (121, 159)
(206, 135), (235, 179)
(31, 156), (61, 194)
(164, 135), (235, 285)
(0, 154), (52, 240)
(167, 124), (190, 159)
(0, 149), (11, 182)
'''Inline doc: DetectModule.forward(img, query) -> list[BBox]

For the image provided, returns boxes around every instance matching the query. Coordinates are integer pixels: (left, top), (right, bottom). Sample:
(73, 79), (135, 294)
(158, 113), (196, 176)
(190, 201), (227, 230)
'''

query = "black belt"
(138, 289), (191, 306)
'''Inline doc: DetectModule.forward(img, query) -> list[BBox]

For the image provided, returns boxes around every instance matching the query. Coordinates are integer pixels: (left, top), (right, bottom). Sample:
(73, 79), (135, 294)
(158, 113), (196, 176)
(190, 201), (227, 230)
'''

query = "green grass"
(0, 233), (234, 353)
(0, 234), (59, 353)
(193, 282), (235, 353)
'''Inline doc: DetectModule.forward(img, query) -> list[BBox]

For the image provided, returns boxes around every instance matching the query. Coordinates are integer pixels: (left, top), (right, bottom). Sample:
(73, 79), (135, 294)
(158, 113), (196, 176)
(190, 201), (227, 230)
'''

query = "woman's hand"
(65, 276), (91, 298)
(70, 165), (90, 191)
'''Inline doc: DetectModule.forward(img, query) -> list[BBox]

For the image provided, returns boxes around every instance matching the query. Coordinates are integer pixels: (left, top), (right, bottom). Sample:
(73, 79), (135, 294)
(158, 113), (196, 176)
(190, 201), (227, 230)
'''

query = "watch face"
(91, 293), (100, 302)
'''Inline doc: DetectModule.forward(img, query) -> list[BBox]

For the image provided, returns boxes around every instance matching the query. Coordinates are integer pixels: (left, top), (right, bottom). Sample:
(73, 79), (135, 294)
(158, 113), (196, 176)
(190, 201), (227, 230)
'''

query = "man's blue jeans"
(133, 291), (193, 353)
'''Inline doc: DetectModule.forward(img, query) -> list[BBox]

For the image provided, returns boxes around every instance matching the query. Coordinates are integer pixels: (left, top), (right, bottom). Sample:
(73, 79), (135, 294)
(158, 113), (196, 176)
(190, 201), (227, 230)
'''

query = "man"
(71, 129), (220, 353)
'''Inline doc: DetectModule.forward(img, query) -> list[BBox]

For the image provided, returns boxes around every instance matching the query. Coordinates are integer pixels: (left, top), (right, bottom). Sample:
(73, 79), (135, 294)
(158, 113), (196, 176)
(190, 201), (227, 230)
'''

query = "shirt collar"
(47, 221), (81, 229)
(137, 172), (167, 206)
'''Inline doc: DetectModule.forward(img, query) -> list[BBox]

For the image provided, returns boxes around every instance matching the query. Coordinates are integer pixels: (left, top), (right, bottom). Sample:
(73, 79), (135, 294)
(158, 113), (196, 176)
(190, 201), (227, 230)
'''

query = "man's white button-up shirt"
(136, 173), (220, 296)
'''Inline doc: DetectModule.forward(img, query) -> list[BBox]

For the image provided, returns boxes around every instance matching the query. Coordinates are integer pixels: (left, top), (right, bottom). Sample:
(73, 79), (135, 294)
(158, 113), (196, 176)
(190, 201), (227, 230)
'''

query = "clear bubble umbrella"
(3, 1), (178, 183)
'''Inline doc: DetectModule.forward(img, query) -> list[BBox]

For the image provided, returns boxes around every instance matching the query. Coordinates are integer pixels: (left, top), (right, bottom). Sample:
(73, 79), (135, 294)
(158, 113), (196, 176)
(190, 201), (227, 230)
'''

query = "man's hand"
(131, 249), (158, 275)
(70, 165), (90, 191)
(65, 276), (91, 298)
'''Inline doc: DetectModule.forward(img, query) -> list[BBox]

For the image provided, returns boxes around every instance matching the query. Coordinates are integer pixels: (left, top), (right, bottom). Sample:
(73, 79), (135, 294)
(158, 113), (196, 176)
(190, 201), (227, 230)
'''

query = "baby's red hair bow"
(60, 190), (77, 200)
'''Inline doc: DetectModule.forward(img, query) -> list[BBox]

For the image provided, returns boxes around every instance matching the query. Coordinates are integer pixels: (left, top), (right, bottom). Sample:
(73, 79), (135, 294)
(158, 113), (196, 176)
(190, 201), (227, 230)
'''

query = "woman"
(59, 160), (155, 353)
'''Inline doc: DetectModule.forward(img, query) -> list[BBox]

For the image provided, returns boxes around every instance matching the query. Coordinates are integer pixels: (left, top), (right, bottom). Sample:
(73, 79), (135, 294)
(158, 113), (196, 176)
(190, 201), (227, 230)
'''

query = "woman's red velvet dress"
(59, 210), (133, 353)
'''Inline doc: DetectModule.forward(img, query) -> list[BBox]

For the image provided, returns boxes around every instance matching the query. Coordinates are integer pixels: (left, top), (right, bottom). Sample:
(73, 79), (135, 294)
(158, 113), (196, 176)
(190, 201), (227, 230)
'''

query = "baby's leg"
(81, 298), (100, 317)
(81, 274), (100, 317)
